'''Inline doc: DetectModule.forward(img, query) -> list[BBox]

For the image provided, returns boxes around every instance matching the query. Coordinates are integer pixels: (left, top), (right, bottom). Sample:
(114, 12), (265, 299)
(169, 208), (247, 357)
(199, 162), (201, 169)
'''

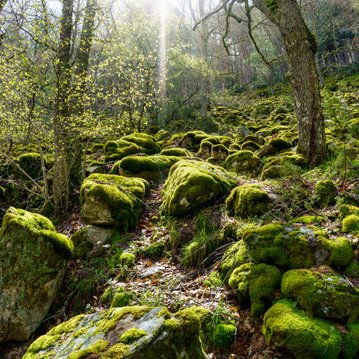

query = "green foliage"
(342, 215), (359, 233)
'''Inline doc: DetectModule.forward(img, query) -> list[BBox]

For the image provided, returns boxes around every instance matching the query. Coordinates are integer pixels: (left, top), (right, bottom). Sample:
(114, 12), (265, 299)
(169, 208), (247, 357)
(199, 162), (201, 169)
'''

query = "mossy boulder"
(23, 306), (207, 359)
(80, 174), (148, 229)
(179, 131), (209, 150)
(241, 140), (261, 152)
(228, 263), (282, 318)
(121, 133), (160, 154)
(342, 215), (359, 233)
(197, 140), (213, 158)
(220, 240), (253, 279)
(0, 207), (73, 343)
(223, 150), (261, 176)
(160, 160), (236, 217)
(315, 180), (337, 207)
(343, 323), (359, 359)
(17, 152), (43, 179)
(258, 138), (292, 158)
(211, 144), (228, 160)
(263, 300), (342, 359)
(242, 224), (353, 269)
(261, 154), (307, 179)
(160, 147), (192, 157)
(226, 185), (271, 218)
(339, 205), (359, 218)
(282, 268), (359, 321)
(111, 155), (180, 181)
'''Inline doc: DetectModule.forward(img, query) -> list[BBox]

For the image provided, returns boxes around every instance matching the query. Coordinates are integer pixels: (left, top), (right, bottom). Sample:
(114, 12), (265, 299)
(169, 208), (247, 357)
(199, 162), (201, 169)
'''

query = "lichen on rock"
(23, 305), (207, 359)
(80, 173), (148, 229)
(0, 207), (73, 343)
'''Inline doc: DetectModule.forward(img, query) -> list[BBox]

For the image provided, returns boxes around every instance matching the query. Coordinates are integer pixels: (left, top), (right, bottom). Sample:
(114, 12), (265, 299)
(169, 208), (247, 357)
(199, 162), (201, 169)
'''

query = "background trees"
(0, 0), (358, 205)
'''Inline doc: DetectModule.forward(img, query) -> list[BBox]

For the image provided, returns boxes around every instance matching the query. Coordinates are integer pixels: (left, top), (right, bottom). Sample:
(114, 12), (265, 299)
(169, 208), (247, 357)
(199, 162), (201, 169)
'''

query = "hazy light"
(158, 0), (167, 100)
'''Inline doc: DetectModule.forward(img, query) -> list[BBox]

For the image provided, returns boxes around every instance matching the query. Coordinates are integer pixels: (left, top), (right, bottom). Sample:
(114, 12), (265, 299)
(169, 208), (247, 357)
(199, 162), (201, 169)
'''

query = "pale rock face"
(0, 207), (72, 343)
(23, 306), (208, 359)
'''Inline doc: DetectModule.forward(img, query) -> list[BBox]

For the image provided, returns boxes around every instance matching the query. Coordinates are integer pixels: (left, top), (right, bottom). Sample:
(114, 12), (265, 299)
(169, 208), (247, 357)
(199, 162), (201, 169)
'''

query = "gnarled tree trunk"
(253, 0), (326, 167)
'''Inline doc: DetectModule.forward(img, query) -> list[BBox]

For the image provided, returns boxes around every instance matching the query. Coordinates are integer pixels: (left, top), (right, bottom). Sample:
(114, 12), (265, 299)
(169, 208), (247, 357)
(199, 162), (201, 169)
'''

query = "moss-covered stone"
(212, 324), (236, 348)
(345, 261), (359, 278)
(258, 138), (292, 158)
(315, 180), (337, 207)
(229, 263), (282, 318)
(111, 155), (180, 181)
(160, 147), (192, 157)
(121, 133), (160, 154)
(110, 290), (133, 308)
(0, 207), (73, 343)
(226, 185), (271, 218)
(242, 223), (353, 269)
(160, 159), (236, 217)
(179, 131), (209, 150)
(281, 268), (359, 321)
(223, 150), (261, 176)
(197, 140), (213, 158)
(343, 323), (359, 359)
(339, 205), (359, 218)
(342, 215), (359, 233)
(23, 305), (207, 359)
(17, 152), (43, 179)
(291, 215), (323, 224)
(80, 173), (148, 229)
(211, 144), (228, 160)
(263, 300), (342, 359)
(241, 140), (261, 152)
(220, 240), (253, 279)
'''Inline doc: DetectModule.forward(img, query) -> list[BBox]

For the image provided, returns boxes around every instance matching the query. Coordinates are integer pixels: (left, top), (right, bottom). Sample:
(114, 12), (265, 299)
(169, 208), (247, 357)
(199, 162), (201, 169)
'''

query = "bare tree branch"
(193, 0), (230, 31)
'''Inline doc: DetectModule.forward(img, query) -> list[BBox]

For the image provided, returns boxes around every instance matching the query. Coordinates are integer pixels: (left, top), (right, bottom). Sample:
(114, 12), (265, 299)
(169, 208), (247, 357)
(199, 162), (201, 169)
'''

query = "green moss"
(96, 306), (151, 334)
(212, 324), (236, 348)
(258, 138), (292, 158)
(104, 140), (119, 153)
(281, 268), (359, 321)
(226, 185), (271, 218)
(204, 271), (223, 287)
(141, 241), (165, 259)
(119, 328), (147, 344)
(329, 236), (353, 268)
(223, 150), (261, 175)
(342, 215), (359, 233)
(229, 263), (282, 318)
(80, 174), (148, 229)
(111, 155), (180, 181)
(173, 306), (209, 335)
(339, 205), (359, 218)
(291, 215), (323, 224)
(121, 133), (160, 154)
(119, 252), (136, 267)
(343, 323), (359, 359)
(345, 262), (359, 278)
(68, 340), (110, 359)
(101, 343), (129, 359)
(197, 140), (213, 158)
(1, 207), (73, 258)
(315, 180), (337, 207)
(211, 144), (228, 160)
(179, 131), (209, 150)
(48, 314), (85, 336)
(220, 240), (253, 279)
(263, 300), (342, 359)
(160, 147), (192, 157)
(110, 290), (132, 308)
(160, 160), (236, 217)
(241, 140), (260, 152)
(242, 223), (353, 269)
(17, 152), (43, 179)
(24, 334), (61, 354)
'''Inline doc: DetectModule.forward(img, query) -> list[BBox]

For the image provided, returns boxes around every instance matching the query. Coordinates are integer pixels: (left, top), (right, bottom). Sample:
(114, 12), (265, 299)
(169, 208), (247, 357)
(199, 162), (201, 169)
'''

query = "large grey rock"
(0, 207), (73, 343)
(23, 306), (208, 359)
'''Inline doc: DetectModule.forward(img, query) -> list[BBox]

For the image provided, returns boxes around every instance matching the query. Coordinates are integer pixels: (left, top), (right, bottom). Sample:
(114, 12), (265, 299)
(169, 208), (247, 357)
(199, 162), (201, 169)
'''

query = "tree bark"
(53, 0), (74, 211)
(73, 0), (97, 114)
(252, 0), (326, 167)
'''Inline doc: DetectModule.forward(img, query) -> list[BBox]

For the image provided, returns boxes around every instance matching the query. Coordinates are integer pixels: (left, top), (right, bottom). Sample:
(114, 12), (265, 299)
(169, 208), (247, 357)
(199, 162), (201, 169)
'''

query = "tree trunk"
(53, 0), (74, 211)
(253, 0), (326, 167)
(73, 0), (97, 114)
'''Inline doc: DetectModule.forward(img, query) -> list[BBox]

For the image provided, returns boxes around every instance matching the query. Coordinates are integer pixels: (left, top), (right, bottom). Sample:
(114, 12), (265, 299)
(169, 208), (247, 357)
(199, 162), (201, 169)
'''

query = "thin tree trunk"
(253, 0), (326, 167)
(53, 0), (73, 211)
